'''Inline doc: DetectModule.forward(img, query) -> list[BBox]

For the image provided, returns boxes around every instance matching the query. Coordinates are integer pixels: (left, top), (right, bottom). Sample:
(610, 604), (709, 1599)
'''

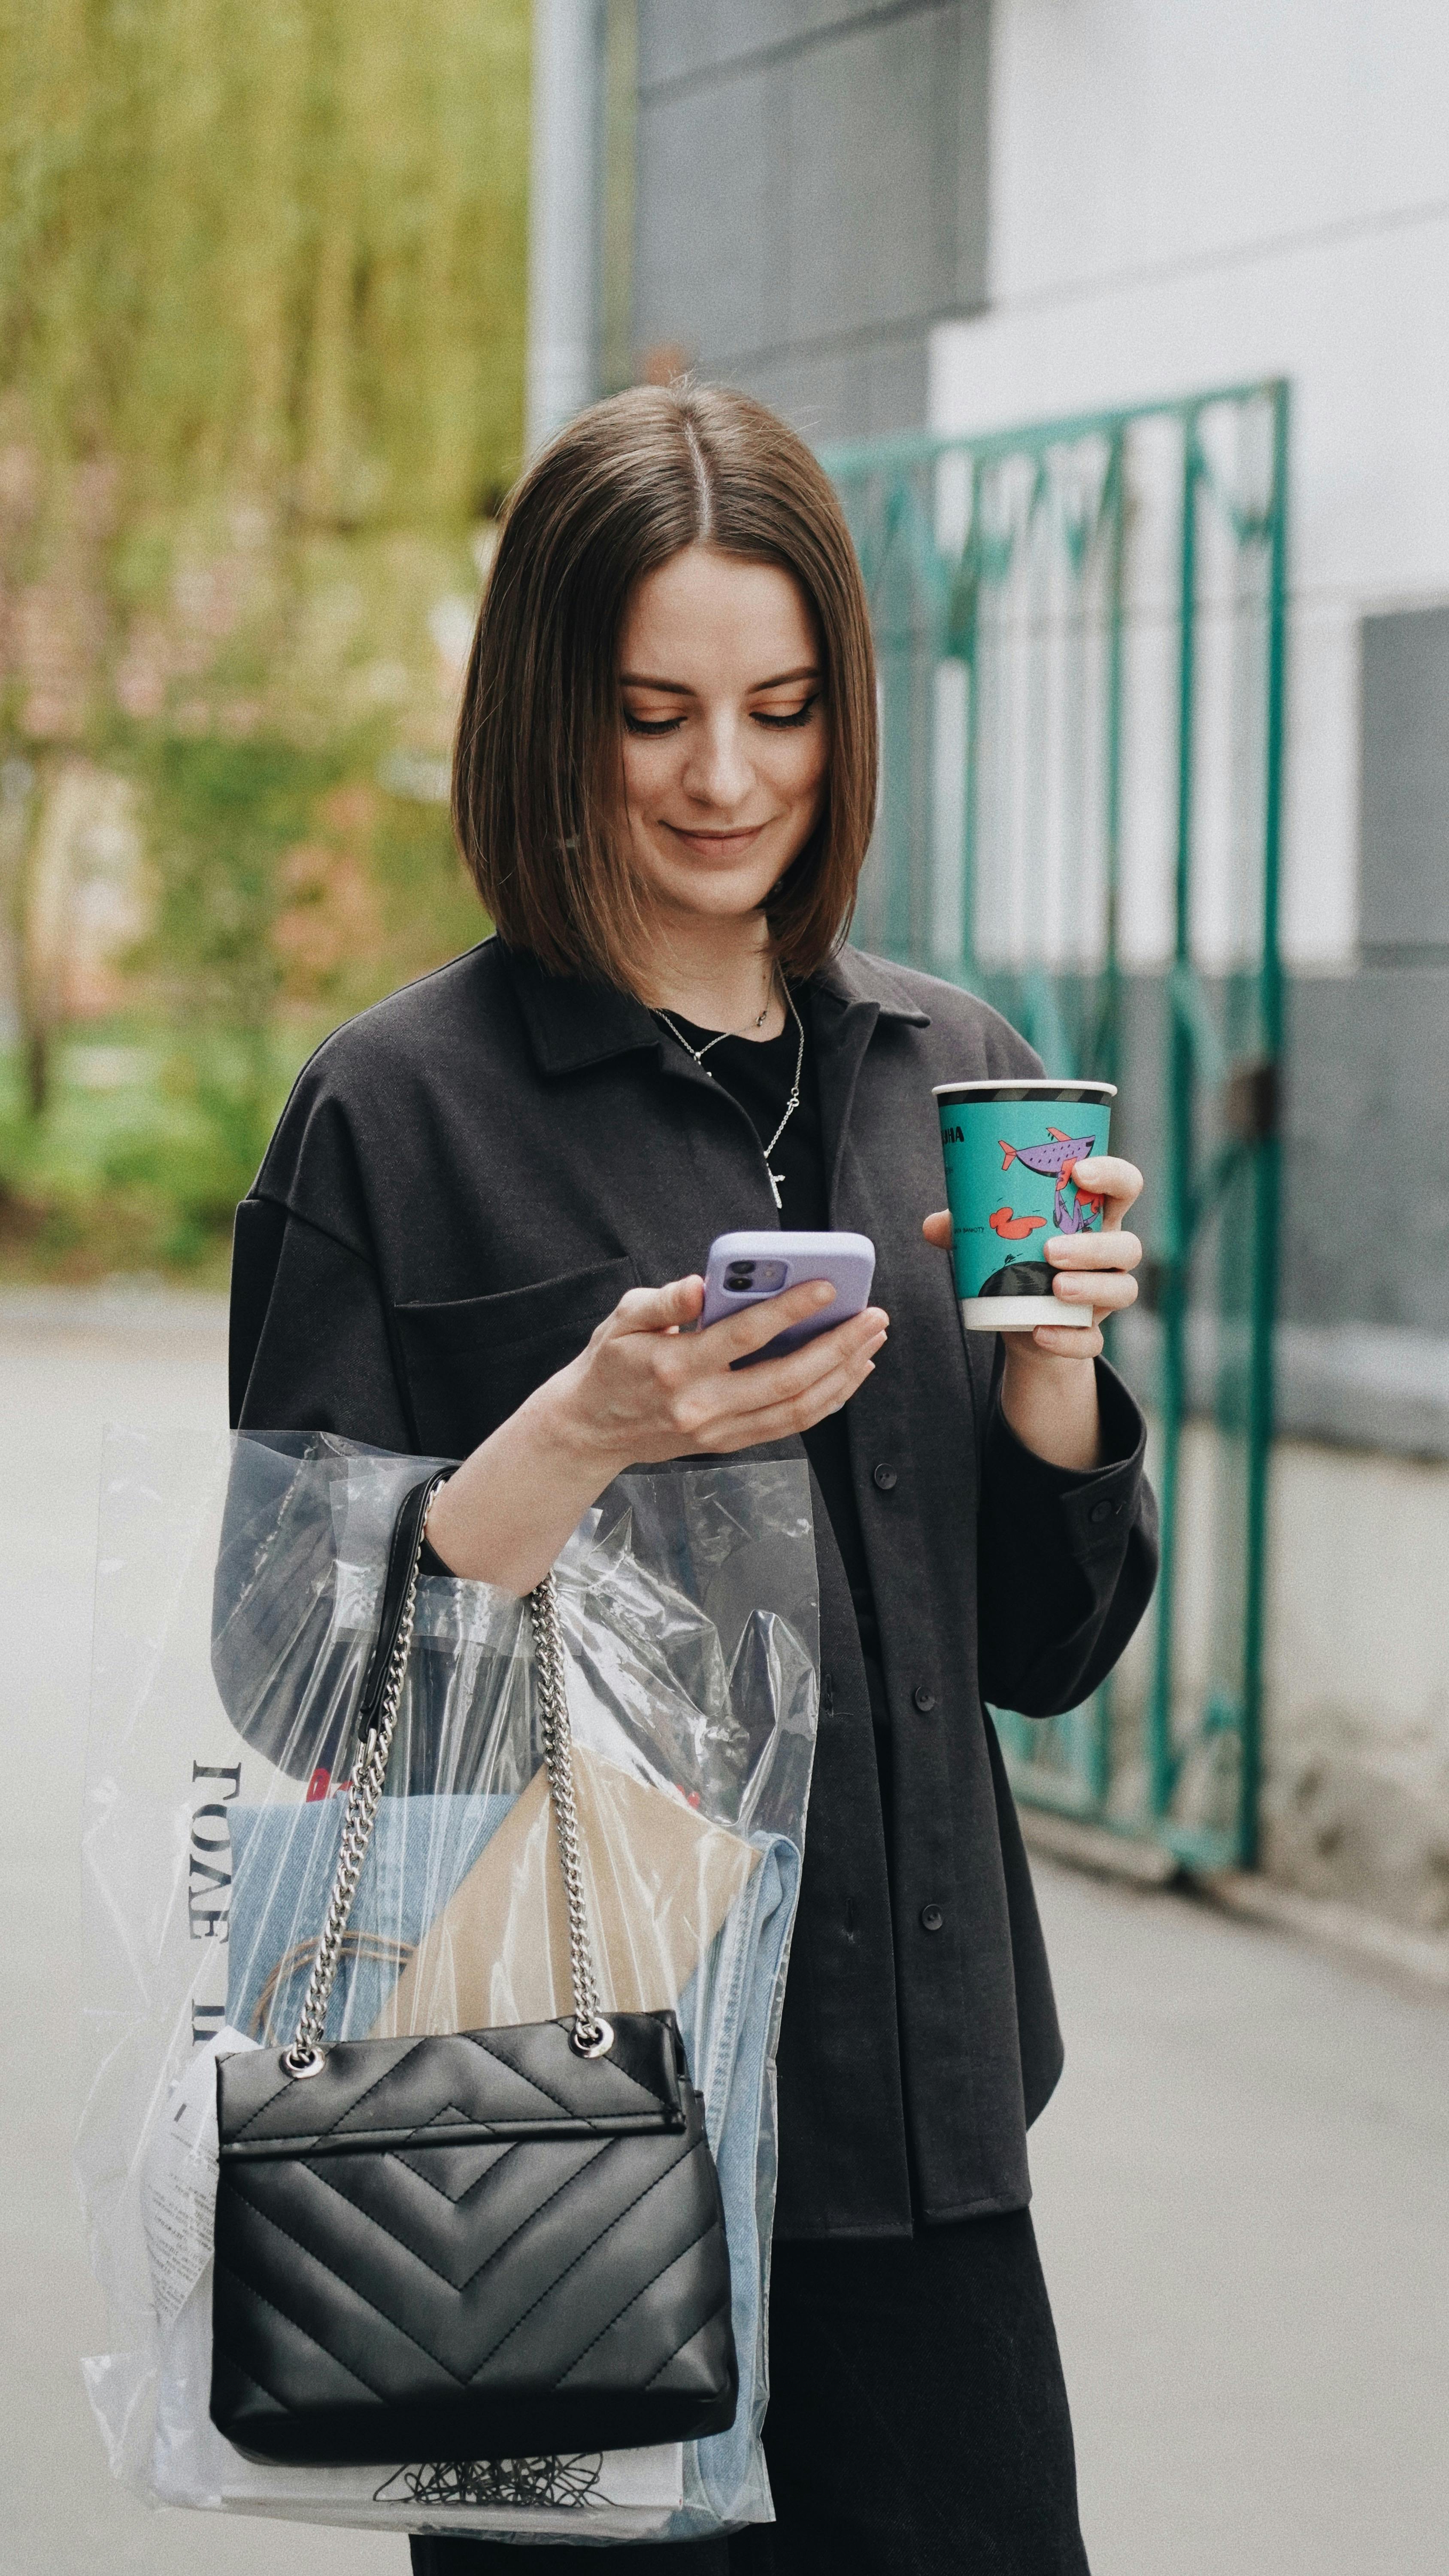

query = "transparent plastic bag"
(79, 1429), (819, 2543)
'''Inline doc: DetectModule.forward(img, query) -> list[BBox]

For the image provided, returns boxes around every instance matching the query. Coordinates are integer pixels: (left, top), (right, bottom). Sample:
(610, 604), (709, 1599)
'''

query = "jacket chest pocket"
(394, 1254), (638, 1457)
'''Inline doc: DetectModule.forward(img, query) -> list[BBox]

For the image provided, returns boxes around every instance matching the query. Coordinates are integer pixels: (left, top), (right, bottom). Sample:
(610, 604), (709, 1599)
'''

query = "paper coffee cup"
(934, 1077), (1116, 1332)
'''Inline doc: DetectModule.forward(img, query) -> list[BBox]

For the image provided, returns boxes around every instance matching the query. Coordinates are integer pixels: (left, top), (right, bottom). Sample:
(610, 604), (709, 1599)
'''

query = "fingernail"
(812, 1280), (835, 1303)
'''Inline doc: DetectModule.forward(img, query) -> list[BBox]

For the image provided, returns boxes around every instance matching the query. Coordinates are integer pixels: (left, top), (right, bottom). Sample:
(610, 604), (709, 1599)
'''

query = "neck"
(638, 914), (784, 1038)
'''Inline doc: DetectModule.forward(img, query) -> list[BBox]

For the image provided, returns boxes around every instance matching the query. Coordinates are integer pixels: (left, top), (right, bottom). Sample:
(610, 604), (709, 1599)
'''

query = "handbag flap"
(217, 2010), (689, 2160)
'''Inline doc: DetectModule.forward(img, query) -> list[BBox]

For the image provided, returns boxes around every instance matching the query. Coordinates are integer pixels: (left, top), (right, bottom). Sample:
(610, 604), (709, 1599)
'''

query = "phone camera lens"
(724, 1264), (755, 1291)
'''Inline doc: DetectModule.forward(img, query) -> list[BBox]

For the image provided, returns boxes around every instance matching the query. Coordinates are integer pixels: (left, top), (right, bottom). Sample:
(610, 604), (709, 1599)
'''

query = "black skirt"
(409, 2211), (1090, 2576)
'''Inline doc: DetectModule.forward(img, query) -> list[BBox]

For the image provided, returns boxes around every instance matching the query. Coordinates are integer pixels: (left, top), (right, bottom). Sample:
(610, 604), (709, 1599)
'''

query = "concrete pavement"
(0, 1299), (398, 2576)
(2, 1297), (1446, 2574)
(1030, 1862), (1449, 2574)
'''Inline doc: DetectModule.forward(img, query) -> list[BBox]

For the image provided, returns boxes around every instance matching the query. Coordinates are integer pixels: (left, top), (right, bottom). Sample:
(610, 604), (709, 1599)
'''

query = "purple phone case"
(702, 1230), (877, 1363)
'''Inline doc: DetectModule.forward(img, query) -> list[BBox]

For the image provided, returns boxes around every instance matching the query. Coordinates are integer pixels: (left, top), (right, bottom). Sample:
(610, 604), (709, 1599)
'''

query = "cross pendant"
(767, 1168), (784, 1209)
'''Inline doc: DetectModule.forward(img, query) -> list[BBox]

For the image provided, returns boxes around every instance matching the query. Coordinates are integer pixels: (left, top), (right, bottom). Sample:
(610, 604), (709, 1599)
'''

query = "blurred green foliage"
(0, 0), (529, 1279)
(0, 0), (529, 521)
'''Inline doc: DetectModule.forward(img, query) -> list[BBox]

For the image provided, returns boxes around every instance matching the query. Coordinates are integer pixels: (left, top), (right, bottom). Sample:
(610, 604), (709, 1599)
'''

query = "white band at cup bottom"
(961, 1296), (1096, 1333)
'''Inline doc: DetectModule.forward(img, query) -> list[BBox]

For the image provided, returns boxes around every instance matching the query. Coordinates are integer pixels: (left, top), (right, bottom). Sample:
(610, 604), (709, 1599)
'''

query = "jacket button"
(912, 1684), (937, 1713)
(872, 1462), (898, 1491)
(920, 1903), (944, 1933)
(1088, 1498), (1119, 1524)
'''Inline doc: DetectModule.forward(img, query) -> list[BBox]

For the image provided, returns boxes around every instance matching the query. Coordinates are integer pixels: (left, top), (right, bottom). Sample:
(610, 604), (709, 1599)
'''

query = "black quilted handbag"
(210, 1475), (737, 2467)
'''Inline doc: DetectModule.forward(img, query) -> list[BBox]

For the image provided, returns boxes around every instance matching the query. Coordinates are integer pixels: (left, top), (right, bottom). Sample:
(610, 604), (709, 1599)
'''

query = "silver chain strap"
(527, 1570), (612, 2058)
(281, 1487), (612, 2079)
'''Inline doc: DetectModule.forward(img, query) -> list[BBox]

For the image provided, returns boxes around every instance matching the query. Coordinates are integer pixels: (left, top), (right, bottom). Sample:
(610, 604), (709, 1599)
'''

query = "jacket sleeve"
(216, 1097), (427, 1775)
(230, 1196), (415, 1449)
(976, 1358), (1158, 1717)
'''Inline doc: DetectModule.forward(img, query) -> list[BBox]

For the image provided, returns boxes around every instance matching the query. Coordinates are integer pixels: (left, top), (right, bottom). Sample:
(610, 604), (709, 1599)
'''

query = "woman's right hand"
(547, 1271), (889, 1469)
(425, 1272), (888, 1595)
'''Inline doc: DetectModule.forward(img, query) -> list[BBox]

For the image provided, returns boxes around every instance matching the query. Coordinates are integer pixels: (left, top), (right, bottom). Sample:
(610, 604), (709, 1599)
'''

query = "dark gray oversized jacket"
(229, 936), (1157, 2238)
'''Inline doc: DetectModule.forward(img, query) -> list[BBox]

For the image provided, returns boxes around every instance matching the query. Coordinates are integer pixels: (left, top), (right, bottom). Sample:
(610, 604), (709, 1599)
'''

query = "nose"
(681, 710), (753, 811)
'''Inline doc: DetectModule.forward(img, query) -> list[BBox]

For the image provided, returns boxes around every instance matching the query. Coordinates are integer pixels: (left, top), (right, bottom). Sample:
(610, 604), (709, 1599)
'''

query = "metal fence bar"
(1237, 379), (1290, 1869)
(824, 382), (1288, 1871)
(1149, 414), (1203, 1823)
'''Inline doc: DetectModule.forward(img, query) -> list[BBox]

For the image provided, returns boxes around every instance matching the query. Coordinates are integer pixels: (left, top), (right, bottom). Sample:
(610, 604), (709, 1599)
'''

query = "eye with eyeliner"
(623, 711), (685, 735)
(622, 693), (819, 738)
(752, 694), (818, 729)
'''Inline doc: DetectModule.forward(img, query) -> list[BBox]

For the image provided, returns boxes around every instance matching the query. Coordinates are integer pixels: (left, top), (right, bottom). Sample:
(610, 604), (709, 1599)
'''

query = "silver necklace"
(654, 981), (806, 1211)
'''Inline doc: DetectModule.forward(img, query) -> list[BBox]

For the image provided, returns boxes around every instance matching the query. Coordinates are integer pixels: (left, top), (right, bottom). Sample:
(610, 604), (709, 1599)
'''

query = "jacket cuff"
(984, 1358), (1147, 1561)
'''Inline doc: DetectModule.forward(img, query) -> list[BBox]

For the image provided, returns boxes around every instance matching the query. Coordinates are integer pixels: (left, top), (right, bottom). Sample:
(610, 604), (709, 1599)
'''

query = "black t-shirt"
(660, 998), (894, 1816)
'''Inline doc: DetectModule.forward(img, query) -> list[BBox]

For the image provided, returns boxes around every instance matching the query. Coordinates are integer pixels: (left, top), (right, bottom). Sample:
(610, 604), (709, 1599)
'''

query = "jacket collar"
(500, 938), (929, 1078)
(812, 945), (931, 1029)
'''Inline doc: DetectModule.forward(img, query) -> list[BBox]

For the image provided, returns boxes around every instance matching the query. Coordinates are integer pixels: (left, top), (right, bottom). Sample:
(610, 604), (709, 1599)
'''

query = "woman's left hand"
(922, 1156), (1144, 1469)
(922, 1155), (1143, 1360)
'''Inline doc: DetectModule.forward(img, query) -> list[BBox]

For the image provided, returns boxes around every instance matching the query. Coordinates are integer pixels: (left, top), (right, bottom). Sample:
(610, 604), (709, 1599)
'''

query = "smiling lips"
(664, 821), (769, 857)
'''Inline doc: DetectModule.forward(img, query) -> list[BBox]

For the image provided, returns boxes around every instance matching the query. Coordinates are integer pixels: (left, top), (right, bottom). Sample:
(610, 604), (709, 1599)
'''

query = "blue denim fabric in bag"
(674, 1834), (799, 2525)
(227, 1793), (515, 2043)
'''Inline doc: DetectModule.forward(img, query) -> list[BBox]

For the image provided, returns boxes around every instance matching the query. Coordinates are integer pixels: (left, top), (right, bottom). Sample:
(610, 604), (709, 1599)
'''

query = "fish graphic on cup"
(935, 1080), (1117, 1331)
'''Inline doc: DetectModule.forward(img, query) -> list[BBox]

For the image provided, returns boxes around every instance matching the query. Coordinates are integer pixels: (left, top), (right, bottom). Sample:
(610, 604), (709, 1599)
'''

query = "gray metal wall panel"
(1109, 966), (1449, 1346)
(1107, 963), (1449, 1444)
(633, 64), (791, 362)
(1361, 606), (1449, 951)
(632, 0), (988, 440)
(639, 2), (927, 89)
(741, 328), (929, 441)
(1281, 964), (1449, 1336)
(785, 10), (973, 339)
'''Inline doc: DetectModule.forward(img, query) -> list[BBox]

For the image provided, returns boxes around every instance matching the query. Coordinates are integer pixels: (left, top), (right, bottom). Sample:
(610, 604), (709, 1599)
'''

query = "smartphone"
(702, 1230), (877, 1364)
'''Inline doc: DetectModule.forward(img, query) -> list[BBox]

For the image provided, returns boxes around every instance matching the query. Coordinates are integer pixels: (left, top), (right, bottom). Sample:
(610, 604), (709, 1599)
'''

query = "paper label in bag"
(142, 2026), (259, 2330)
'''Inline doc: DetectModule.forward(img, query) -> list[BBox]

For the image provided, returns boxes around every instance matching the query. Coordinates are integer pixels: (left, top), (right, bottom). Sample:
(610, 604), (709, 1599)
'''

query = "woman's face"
(615, 545), (828, 938)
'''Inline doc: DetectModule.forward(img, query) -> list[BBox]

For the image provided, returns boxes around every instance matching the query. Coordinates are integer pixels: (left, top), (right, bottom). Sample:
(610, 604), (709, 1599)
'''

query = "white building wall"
(931, 0), (1449, 968)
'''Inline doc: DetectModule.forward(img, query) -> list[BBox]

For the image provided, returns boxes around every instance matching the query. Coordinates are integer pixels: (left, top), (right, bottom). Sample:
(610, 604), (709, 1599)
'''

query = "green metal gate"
(824, 381), (1288, 1872)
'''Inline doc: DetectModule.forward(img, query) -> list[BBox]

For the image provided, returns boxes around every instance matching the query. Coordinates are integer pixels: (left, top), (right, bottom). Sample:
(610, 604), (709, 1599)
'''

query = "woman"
(230, 384), (1156, 2575)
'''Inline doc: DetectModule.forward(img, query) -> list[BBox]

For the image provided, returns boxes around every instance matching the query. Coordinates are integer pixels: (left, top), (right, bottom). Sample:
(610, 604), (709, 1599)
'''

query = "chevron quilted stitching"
(392, 2139), (514, 2201)
(219, 2350), (305, 2415)
(435, 2147), (617, 2300)
(296, 2136), (613, 2300)
(223, 2063), (292, 2138)
(230, 2039), (658, 2151)
(214, 2248), (399, 2400)
(224, 2128), (700, 2379)
(223, 2179), (478, 2384)
(644, 2291), (734, 2388)
(470, 2133), (712, 2383)
(309, 2038), (439, 2140)
(220, 2017), (686, 2155)
(454, 2030), (644, 2126)
(300, 2122), (613, 2287)
(556, 2216), (721, 2381)
(457, 2025), (678, 2116)
(227, 2035), (430, 2142)
(220, 2151), (723, 2412)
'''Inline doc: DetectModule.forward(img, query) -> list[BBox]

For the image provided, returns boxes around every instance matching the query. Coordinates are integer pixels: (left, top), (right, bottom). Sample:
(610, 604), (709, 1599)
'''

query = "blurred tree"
(0, 0), (527, 526)
(0, 0), (527, 1263)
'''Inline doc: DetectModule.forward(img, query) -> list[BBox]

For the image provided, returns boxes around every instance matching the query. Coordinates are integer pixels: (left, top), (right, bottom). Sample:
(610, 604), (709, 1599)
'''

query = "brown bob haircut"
(453, 382), (878, 993)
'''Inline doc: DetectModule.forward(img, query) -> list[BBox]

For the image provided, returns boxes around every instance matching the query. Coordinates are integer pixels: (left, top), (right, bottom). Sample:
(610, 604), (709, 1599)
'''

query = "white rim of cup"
(932, 1077), (1117, 1100)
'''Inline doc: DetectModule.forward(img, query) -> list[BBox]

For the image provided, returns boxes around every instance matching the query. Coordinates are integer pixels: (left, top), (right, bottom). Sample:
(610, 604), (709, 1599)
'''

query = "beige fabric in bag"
(372, 1743), (760, 2038)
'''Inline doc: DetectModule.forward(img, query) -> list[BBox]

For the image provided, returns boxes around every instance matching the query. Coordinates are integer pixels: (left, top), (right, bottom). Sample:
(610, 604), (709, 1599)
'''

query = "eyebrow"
(619, 665), (822, 694)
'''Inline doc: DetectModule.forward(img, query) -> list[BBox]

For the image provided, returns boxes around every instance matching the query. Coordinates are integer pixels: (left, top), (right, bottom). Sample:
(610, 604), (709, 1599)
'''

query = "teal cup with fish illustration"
(934, 1077), (1116, 1331)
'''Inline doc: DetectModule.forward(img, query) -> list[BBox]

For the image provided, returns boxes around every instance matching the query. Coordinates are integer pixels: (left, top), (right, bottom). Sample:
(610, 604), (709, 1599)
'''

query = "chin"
(646, 856), (785, 921)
